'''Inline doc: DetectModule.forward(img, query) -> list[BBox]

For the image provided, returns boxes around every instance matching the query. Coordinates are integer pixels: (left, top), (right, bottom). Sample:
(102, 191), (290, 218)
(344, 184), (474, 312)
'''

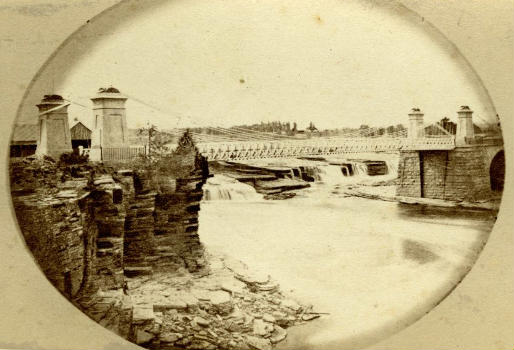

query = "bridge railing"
(402, 137), (455, 150)
(196, 135), (455, 161)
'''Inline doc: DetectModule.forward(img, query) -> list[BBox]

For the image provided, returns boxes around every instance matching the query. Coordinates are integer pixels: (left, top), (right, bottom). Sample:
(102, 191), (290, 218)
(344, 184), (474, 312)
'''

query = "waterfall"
(384, 160), (398, 178)
(203, 175), (263, 201)
(307, 158), (398, 185)
(351, 162), (369, 177)
(316, 165), (347, 184)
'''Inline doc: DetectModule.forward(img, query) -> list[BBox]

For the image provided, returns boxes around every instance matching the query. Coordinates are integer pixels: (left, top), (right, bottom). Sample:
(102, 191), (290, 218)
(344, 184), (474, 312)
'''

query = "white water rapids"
(203, 158), (398, 201)
(203, 174), (263, 201)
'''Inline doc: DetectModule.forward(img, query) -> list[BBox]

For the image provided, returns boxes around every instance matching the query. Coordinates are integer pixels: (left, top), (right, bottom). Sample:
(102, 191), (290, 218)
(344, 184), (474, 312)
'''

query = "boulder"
(160, 332), (184, 343)
(135, 329), (154, 345)
(132, 306), (155, 325)
(56, 190), (77, 198)
(302, 313), (321, 321)
(209, 290), (233, 315)
(245, 335), (272, 350)
(270, 325), (287, 344)
(280, 299), (301, 312)
(193, 316), (211, 327)
(180, 293), (199, 308)
(221, 279), (246, 294)
(252, 319), (273, 336)
(94, 177), (114, 185)
(262, 314), (276, 323)
(254, 281), (279, 292)
(236, 271), (270, 285)
(153, 297), (187, 311)
(187, 340), (217, 350)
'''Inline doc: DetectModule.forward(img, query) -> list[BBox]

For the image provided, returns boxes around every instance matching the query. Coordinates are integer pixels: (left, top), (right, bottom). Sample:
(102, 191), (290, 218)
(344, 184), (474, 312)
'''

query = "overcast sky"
(16, 0), (496, 130)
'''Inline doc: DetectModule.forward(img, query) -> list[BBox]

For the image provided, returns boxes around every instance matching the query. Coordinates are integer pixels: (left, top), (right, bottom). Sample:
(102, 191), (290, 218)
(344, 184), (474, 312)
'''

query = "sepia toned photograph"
(2, 0), (511, 349)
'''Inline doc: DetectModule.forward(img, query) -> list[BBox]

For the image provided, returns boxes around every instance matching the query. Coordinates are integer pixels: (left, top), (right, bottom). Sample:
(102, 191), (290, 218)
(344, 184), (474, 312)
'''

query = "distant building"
(10, 124), (38, 157)
(70, 121), (92, 149)
(11, 121), (92, 158)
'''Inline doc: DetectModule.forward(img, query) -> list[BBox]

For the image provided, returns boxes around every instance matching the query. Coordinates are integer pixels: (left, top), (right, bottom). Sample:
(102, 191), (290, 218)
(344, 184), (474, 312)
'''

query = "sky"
(16, 0), (496, 130)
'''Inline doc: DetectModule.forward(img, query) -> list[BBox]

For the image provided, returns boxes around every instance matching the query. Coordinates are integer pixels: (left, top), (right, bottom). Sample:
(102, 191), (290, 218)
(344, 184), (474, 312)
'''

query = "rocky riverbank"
(340, 183), (501, 211)
(84, 251), (321, 350)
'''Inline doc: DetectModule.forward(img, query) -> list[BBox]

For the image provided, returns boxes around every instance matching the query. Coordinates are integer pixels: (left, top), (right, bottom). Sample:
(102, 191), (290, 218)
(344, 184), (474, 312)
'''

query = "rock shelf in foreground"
(78, 251), (321, 350)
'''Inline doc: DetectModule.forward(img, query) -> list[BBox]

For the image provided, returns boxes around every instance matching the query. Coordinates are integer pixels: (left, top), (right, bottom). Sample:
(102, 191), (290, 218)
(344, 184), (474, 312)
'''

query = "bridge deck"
(196, 137), (455, 161)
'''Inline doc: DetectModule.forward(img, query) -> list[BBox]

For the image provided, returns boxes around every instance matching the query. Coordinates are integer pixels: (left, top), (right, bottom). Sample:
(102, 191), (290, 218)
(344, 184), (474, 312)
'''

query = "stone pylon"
(408, 108), (425, 139)
(89, 87), (129, 161)
(456, 105), (475, 146)
(35, 94), (72, 159)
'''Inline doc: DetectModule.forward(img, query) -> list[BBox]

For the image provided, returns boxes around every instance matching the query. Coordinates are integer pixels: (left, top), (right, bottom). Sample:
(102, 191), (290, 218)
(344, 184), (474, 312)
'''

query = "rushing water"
(198, 158), (496, 349)
(203, 174), (263, 201)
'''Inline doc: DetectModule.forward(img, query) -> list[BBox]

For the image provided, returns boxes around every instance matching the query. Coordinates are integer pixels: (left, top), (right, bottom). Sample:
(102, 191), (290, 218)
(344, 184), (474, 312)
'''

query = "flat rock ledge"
(80, 251), (321, 350)
(129, 252), (321, 350)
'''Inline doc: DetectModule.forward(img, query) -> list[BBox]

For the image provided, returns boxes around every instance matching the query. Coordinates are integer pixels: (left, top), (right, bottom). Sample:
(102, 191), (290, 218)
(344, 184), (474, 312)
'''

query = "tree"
(136, 122), (168, 162)
(395, 124), (406, 132)
(438, 117), (456, 134)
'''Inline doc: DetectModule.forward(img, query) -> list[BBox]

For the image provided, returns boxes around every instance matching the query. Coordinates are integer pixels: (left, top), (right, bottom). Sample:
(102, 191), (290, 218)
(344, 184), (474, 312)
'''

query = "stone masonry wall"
(439, 147), (492, 201)
(421, 151), (447, 199)
(396, 150), (422, 198)
(396, 146), (497, 201)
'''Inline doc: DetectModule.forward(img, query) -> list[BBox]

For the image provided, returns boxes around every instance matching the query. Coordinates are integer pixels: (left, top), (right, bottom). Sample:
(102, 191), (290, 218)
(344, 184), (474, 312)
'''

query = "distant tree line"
(188, 121), (409, 138)
(130, 114), (501, 144)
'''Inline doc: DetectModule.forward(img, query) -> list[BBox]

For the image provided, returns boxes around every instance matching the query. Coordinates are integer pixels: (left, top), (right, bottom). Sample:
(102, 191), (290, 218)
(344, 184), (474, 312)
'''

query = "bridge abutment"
(397, 105), (504, 202)
(397, 142), (503, 202)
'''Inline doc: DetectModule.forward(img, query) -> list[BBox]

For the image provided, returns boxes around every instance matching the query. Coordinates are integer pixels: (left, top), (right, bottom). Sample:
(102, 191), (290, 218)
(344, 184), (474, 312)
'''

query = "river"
(198, 158), (496, 349)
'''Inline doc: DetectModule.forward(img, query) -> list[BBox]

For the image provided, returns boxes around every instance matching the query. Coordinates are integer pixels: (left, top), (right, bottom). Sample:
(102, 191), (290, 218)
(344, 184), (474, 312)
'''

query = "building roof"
(11, 124), (38, 143)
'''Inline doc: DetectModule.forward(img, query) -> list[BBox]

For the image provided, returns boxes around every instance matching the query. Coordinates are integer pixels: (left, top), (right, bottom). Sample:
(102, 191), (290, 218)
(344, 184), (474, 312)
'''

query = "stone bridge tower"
(35, 94), (72, 159)
(90, 87), (129, 161)
(456, 105), (475, 146)
(408, 108), (425, 139)
(397, 106), (504, 202)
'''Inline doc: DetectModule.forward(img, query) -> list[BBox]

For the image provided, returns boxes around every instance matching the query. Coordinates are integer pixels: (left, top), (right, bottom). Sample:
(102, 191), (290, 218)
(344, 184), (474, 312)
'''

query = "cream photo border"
(0, 0), (512, 348)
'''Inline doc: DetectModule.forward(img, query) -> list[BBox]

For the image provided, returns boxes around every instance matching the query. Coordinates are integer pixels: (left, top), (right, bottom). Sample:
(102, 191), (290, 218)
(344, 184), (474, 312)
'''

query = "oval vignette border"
(0, 0), (512, 349)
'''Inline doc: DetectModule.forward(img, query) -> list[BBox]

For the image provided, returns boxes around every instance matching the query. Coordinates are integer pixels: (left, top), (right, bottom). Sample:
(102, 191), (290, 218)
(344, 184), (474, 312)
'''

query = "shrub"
(58, 150), (89, 166)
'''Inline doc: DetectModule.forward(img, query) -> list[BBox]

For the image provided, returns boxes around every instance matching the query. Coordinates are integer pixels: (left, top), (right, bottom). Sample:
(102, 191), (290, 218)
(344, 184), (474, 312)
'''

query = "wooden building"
(10, 124), (38, 157)
(70, 122), (92, 148)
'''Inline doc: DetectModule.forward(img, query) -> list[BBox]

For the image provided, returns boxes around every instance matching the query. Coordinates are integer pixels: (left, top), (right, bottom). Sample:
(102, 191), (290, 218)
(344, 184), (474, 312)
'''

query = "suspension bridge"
(159, 121), (455, 161)
(43, 91), (461, 162)
(30, 89), (503, 203)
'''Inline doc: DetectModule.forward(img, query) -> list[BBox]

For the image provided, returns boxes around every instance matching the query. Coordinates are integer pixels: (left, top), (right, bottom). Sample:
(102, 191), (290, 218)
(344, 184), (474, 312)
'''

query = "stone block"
(132, 305), (155, 325)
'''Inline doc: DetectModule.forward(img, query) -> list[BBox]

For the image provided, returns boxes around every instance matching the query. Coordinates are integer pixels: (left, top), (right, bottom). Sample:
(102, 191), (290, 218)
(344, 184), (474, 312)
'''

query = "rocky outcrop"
(153, 175), (206, 272)
(125, 252), (319, 350)
(10, 131), (321, 349)
(13, 175), (128, 297)
(13, 189), (88, 298)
